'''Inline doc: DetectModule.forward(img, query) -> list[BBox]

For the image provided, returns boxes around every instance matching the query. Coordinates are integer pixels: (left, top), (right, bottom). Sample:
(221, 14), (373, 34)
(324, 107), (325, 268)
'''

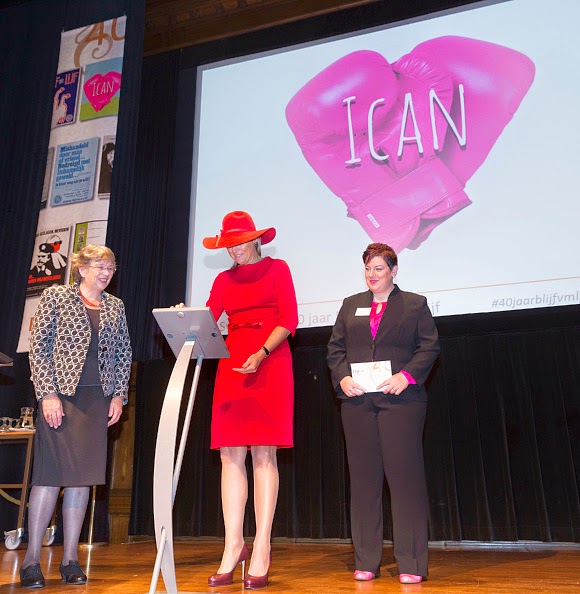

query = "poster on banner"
(72, 220), (108, 253)
(51, 138), (99, 206)
(17, 16), (127, 353)
(52, 68), (80, 128)
(27, 227), (72, 298)
(81, 57), (123, 121)
(97, 135), (115, 198)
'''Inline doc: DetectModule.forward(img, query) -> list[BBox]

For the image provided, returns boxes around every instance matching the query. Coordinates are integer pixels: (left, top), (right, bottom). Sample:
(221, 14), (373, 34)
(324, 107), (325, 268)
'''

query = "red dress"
(206, 257), (298, 449)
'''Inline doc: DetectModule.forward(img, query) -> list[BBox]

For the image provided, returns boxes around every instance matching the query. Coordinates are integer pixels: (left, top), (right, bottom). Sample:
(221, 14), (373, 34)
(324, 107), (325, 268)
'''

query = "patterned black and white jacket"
(29, 283), (132, 403)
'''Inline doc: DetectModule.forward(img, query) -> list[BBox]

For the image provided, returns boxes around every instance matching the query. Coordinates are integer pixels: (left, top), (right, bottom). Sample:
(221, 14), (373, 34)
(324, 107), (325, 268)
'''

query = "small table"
(0, 429), (35, 549)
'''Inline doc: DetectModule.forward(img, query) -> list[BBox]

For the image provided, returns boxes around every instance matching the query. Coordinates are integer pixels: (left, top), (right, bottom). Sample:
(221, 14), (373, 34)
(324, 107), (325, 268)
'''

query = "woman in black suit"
(327, 243), (439, 584)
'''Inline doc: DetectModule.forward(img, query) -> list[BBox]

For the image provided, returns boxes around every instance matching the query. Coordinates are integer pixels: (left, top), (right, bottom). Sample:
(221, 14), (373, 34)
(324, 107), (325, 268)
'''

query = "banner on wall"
(17, 17), (127, 352)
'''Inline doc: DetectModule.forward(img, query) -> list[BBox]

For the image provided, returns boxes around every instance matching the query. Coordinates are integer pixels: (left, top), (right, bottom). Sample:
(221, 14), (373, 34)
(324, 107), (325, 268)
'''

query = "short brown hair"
(362, 243), (397, 270)
(70, 245), (116, 282)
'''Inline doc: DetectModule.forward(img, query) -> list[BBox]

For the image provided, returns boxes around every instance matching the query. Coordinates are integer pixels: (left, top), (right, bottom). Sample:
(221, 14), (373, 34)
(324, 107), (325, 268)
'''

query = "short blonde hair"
(70, 245), (116, 282)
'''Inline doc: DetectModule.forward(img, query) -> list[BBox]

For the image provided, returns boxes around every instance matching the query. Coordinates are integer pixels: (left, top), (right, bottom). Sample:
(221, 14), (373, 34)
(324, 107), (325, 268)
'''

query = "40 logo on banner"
(73, 19), (125, 67)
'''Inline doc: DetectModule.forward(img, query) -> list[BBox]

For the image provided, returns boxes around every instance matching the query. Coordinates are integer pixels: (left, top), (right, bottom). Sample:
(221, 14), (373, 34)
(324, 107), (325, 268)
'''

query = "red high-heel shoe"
(243, 553), (271, 590)
(208, 543), (249, 586)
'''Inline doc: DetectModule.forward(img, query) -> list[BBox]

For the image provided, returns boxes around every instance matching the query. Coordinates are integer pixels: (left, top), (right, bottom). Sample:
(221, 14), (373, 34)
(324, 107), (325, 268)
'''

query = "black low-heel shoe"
(59, 561), (87, 585)
(19, 563), (45, 589)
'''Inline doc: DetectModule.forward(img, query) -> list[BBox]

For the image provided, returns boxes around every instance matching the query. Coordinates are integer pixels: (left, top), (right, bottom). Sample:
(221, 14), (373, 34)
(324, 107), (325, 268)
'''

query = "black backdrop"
(130, 308), (580, 543)
(1, 0), (579, 544)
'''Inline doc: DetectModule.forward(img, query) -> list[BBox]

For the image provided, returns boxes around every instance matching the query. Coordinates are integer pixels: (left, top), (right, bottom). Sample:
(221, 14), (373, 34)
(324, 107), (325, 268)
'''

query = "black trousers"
(341, 394), (428, 576)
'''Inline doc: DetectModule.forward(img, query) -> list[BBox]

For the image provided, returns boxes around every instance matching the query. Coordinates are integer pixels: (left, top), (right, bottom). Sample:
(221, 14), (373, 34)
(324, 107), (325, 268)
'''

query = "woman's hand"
(378, 372), (409, 396)
(171, 303), (185, 308)
(42, 394), (64, 429)
(107, 397), (123, 427)
(340, 376), (365, 398)
(233, 349), (268, 374)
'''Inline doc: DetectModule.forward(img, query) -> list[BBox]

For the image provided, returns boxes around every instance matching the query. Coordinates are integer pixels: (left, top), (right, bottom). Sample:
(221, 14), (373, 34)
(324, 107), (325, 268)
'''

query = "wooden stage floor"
(1, 540), (578, 593)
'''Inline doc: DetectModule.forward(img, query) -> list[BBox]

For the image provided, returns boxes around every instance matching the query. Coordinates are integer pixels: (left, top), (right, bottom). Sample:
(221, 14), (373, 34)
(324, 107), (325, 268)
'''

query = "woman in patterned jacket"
(19, 244), (132, 589)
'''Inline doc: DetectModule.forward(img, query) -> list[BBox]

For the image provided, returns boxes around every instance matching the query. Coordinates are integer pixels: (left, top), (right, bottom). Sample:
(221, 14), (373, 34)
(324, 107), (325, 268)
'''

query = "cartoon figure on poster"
(27, 232), (71, 297)
(52, 68), (80, 128)
(29, 236), (67, 279)
(286, 36), (535, 252)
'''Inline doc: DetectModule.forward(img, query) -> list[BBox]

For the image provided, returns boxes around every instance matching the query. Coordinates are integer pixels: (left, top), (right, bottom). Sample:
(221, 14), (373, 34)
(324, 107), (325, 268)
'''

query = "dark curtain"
(424, 312), (580, 542)
(0, 0), (145, 537)
(106, 49), (185, 362)
(130, 306), (580, 542)
(0, 1), (64, 360)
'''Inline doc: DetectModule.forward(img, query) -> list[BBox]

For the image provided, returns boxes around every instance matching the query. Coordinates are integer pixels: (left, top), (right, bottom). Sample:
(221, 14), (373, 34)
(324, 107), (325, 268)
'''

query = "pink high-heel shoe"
(243, 553), (271, 590)
(399, 573), (423, 583)
(208, 543), (249, 586)
(354, 569), (378, 581)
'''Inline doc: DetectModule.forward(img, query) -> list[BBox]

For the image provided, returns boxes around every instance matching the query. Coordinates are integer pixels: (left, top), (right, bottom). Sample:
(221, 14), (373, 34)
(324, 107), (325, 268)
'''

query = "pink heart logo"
(83, 71), (122, 112)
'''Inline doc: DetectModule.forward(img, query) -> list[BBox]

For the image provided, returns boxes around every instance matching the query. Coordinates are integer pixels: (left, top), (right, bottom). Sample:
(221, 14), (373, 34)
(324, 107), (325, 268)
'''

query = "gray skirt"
(31, 385), (110, 487)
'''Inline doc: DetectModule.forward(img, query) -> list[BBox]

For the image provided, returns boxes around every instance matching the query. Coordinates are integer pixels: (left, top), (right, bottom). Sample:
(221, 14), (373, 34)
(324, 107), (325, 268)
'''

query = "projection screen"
(187, 0), (580, 332)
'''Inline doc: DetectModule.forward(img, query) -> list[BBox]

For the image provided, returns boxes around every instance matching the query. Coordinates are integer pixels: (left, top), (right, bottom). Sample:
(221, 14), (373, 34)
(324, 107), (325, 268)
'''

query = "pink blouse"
(370, 300), (416, 385)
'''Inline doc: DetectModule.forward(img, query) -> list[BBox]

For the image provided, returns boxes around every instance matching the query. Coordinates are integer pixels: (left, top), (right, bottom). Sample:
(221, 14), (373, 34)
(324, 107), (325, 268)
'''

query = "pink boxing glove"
(286, 38), (535, 251)
(394, 36), (535, 248)
(286, 50), (470, 252)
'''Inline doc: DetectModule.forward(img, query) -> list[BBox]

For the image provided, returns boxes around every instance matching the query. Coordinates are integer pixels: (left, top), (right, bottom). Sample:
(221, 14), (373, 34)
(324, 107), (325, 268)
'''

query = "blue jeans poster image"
(51, 137), (99, 206)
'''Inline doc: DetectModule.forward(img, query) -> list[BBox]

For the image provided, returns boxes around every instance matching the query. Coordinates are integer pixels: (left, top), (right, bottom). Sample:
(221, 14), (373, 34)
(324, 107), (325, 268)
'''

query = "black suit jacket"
(327, 285), (440, 402)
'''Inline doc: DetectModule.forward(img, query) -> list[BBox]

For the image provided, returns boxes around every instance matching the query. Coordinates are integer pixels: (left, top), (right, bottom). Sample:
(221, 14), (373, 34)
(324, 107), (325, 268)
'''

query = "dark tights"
(22, 486), (90, 568)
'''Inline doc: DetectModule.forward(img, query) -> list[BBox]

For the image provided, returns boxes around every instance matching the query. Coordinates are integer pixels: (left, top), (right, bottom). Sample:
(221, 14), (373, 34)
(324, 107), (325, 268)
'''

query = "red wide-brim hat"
(202, 211), (276, 249)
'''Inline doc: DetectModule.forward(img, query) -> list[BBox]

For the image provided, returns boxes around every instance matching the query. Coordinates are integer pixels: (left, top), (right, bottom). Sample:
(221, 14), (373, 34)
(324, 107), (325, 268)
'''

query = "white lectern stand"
(149, 307), (228, 594)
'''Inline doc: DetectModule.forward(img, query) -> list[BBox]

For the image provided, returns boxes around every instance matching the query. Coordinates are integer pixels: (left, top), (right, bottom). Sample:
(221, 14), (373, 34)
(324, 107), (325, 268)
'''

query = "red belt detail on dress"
(228, 321), (263, 332)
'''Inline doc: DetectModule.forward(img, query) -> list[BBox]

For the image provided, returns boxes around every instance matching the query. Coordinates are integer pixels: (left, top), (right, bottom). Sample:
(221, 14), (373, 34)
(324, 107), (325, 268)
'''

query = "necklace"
(80, 289), (101, 308)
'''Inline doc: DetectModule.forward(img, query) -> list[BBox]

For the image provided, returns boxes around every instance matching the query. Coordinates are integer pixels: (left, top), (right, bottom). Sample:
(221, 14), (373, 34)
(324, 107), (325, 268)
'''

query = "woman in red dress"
(203, 211), (298, 589)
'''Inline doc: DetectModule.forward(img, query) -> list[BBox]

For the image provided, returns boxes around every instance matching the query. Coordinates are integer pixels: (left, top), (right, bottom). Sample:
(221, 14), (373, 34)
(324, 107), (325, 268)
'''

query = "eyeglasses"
(89, 264), (116, 274)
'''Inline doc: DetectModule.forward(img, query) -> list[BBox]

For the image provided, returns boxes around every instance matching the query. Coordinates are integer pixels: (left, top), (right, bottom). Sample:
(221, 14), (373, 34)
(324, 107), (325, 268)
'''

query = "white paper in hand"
(350, 360), (392, 393)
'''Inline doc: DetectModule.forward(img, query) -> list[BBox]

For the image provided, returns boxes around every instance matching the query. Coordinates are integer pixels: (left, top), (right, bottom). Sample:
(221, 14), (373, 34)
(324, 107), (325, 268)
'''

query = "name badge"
(355, 307), (371, 316)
